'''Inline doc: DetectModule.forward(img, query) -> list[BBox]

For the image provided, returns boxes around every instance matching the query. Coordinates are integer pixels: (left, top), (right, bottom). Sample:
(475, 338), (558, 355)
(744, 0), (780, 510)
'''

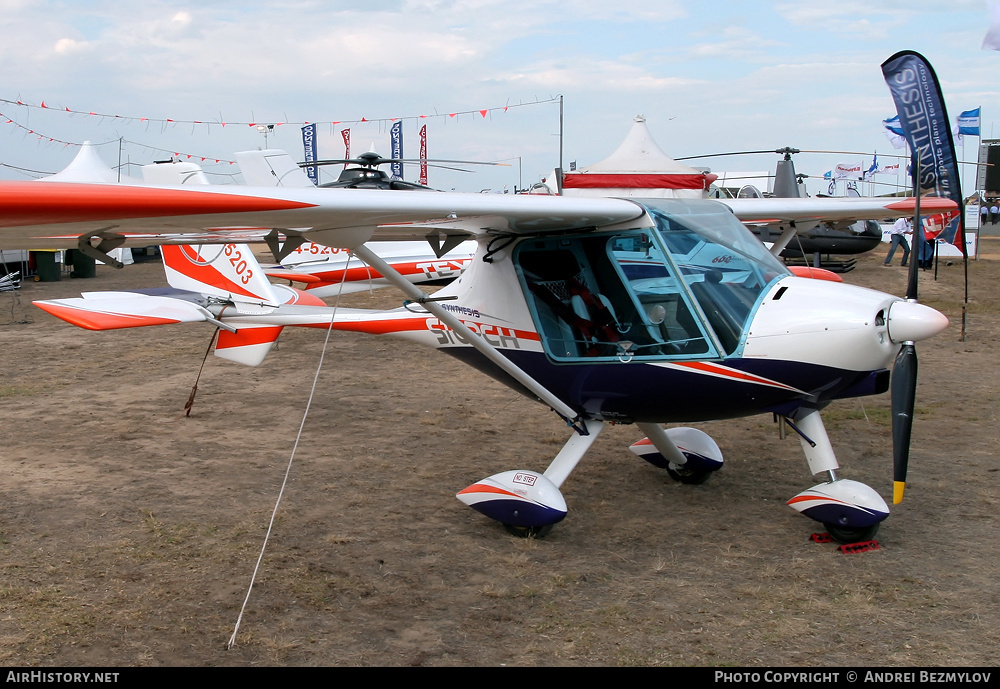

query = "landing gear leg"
(786, 409), (889, 543)
(542, 418), (604, 488)
(456, 419), (604, 537)
(631, 423), (724, 483)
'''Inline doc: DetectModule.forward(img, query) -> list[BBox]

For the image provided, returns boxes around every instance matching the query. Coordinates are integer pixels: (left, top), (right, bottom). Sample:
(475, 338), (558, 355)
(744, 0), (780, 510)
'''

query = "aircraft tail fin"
(214, 323), (284, 366)
(161, 244), (280, 312)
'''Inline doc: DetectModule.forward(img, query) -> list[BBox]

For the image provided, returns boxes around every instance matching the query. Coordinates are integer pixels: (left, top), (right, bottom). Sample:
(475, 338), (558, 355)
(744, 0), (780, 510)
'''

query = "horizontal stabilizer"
(34, 292), (210, 331)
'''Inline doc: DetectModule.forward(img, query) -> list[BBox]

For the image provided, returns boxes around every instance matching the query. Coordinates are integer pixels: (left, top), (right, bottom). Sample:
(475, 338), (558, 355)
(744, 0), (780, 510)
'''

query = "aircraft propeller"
(886, 189), (951, 505)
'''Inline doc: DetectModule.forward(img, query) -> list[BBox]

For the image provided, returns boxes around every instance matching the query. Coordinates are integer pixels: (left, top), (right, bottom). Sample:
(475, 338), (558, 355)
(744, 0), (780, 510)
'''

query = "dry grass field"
(0, 243), (997, 666)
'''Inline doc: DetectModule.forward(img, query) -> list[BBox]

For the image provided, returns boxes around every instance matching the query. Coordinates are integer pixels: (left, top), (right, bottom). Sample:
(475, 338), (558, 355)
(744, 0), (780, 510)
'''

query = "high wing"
(722, 196), (956, 224)
(0, 180), (956, 254)
(722, 195), (957, 256)
(0, 181), (649, 251)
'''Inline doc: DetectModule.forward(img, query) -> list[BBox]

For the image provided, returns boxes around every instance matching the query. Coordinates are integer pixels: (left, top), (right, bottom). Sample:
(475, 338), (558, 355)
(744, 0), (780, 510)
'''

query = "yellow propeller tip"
(893, 481), (906, 505)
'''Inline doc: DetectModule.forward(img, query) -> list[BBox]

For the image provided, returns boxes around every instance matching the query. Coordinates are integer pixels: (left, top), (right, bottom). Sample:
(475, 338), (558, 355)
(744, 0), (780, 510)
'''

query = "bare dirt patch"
(0, 244), (998, 667)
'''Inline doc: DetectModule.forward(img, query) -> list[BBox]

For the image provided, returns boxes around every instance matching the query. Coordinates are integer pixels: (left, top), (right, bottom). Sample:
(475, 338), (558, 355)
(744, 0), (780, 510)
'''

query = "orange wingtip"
(0, 181), (317, 228)
(788, 266), (843, 282)
(885, 197), (958, 213)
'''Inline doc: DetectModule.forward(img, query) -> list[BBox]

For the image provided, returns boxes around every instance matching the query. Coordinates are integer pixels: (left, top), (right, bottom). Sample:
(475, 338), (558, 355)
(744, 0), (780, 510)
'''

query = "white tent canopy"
(561, 115), (716, 199)
(38, 142), (121, 184)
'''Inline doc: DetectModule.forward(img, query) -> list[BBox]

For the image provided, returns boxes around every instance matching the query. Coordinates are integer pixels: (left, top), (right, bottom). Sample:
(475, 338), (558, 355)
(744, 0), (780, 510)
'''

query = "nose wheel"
(504, 523), (554, 539)
(823, 522), (880, 544)
(666, 465), (714, 485)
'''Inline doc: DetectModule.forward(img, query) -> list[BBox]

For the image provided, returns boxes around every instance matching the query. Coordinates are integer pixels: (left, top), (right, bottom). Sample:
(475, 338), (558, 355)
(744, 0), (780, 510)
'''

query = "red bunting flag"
(419, 124), (427, 186)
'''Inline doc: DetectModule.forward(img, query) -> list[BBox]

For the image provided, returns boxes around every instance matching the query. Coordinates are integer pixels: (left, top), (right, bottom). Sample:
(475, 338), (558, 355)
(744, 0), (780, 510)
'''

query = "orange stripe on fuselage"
(0, 182), (316, 227)
(301, 262), (424, 285)
(296, 316), (541, 342)
(300, 316), (430, 335)
(675, 361), (800, 391)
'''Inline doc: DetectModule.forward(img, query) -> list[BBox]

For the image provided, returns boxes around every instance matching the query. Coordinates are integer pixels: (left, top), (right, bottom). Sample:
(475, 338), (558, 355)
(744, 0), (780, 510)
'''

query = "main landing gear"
(455, 419), (604, 538)
(456, 409), (888, 544)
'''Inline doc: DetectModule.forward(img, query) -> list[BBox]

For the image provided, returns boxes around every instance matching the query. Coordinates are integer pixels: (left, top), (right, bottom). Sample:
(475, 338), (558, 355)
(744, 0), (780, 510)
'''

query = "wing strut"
(352, 244), (583, 426)
(768, 223), (798, 257)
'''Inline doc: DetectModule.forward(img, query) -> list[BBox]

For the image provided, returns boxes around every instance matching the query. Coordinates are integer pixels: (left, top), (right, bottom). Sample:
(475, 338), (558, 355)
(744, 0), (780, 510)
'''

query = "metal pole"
(559, 95), (564, 186)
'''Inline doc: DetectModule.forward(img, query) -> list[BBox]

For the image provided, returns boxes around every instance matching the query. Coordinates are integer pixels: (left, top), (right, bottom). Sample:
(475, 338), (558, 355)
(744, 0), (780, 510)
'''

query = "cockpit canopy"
(515, 199), (789, 362)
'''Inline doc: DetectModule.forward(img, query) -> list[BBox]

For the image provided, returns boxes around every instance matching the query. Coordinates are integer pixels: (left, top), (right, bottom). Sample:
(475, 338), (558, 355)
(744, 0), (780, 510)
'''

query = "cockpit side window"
(515, 232), (715, 362)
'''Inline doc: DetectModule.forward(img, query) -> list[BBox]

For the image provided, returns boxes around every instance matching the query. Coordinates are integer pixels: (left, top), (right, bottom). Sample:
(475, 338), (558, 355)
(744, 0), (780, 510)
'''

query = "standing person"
(981, 201), (990, 227)
(991, 201), (999, 225)
(884, 217), (911, 267)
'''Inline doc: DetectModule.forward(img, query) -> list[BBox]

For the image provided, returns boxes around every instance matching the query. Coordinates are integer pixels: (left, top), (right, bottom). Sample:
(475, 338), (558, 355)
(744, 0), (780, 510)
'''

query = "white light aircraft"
(264, 240), (475, 297)
(0, 171), (955, 542)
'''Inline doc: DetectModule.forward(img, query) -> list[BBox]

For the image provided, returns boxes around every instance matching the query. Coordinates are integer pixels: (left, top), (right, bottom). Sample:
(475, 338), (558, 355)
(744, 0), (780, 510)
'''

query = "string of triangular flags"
(0, 95), (560, 173)
(0, 95), (558, 129)
(0, 109), (240, 166)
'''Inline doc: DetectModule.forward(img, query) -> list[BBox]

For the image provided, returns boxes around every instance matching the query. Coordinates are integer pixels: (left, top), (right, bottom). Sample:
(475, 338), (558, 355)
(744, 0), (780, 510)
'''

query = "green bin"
(31, 251), (60, 282)
(68, 250), (97, 279)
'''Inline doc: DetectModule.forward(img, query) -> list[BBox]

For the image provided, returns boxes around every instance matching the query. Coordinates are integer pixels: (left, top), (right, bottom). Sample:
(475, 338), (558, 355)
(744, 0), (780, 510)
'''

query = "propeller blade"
(906, 241), (920, 301)
(890, 343), (918, 504)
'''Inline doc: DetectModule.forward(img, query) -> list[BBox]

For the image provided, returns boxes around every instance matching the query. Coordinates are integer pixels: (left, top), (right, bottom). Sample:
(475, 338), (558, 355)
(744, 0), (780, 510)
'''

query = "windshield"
(641, 199), (789, 353)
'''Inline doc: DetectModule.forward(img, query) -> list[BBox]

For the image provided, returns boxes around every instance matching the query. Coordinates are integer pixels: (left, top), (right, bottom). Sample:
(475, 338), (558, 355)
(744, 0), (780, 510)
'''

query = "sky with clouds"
(0, 1), (997, 195)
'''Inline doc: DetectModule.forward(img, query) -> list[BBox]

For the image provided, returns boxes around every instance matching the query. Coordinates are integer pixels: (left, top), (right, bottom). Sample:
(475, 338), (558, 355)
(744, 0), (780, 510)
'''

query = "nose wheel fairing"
(788, 480), (890, 530)
(783, 409), (890, 540)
